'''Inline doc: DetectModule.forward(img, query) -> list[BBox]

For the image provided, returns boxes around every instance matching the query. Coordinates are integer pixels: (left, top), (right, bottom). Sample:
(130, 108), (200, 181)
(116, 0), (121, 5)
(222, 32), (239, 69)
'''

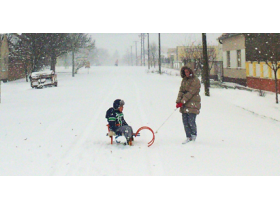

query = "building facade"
(167, 45), (222, 79)
(246, 61), (280, 92)
(218, 33), (247, 86)
(0, 34), (9, 82)
(218, 33), (280, 92)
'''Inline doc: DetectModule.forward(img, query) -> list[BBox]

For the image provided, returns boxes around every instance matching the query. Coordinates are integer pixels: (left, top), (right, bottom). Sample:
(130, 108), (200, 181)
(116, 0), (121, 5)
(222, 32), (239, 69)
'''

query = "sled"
(30, 70), (58, 89)
(106, 125), (155, 147)
(134, 126), (155, 147)
(106, 124), (136, 146)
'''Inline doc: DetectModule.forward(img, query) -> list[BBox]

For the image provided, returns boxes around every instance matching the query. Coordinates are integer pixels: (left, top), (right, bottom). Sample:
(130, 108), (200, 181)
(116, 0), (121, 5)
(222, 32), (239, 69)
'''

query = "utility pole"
(131, 46), (133, 66)
(143, 33), (145, 66)
(72, 50), (75, 77)
(134, 41), (138, 66)
(139, 33), (146, 66)
(148, 33), (150, 69)
(140, 34), (143, 66)
(159, 33), (161, 74)
(202, 33), (210, 96)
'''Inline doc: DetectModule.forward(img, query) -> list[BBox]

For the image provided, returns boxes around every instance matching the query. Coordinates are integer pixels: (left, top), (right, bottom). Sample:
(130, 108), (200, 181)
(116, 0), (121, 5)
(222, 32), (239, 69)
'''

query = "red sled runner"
(106, 125), (155, 147)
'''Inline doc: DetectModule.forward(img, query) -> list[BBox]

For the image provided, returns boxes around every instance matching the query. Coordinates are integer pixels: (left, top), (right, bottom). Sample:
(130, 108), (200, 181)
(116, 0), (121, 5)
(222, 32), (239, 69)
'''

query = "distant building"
(218, 33), (246, 86)
(167, 48), (176, 68)
(218, 33), (280, 92)
(0, 34), (9, 82)
(167, 45), (222, 80)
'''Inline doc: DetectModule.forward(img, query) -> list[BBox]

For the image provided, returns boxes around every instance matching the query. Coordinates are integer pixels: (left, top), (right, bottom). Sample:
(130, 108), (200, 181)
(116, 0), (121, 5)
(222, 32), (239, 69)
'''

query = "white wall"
(223, 52), (227, 68)
(249, 63), (253, 76)
(223, 49), (246, 69)
(256, 64), (260, 77)
(241, 49), (246, 69)
(263, 64), (269, 78)
(230, 50), (237, 68)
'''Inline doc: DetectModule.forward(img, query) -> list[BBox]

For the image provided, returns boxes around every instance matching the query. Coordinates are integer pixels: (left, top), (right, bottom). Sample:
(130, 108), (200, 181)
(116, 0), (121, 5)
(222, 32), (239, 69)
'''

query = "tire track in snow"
(49, 72), (119, 175)
(129, 74), (165, 175)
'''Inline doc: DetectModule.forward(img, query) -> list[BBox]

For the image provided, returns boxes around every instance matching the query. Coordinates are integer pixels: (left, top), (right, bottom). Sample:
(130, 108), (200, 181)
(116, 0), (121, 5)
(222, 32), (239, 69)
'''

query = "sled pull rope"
(155, 108), (178, 134)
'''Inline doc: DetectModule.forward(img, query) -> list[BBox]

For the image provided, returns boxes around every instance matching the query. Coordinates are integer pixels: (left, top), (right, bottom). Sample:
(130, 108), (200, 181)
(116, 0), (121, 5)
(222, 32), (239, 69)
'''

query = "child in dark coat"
(106, 99), (134, 145)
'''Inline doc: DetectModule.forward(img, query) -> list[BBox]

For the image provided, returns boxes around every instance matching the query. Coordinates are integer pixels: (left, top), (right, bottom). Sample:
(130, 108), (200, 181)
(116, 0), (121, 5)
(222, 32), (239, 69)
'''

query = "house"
(218, 33), (246, 86)
(218, 33), (280, 93)
(0, 34), (9, 82)
(245, 33), (280, 93)
(0, 34), (26, 82)
(167, 48), (176, 65)
(167, 48), (176, 58)
(167, 45), (222, 79)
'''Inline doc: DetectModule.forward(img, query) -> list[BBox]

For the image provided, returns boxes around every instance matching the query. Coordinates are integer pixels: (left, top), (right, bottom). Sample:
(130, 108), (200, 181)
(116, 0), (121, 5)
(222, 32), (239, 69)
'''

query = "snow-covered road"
(1, 66), (280, 175)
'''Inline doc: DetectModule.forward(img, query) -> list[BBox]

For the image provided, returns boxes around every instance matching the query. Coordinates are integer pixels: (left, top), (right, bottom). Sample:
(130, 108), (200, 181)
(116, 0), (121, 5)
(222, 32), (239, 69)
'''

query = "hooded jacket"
(176, 71), (201, 114)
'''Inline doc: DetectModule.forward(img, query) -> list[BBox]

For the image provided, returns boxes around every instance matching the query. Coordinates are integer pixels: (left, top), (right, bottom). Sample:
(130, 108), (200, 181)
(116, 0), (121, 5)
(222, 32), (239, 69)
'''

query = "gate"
(212, 61), (223, 82)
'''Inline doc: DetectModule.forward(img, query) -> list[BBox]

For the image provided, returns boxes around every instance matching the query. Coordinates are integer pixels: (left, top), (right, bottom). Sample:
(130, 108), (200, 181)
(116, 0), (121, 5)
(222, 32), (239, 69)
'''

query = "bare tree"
(150, 42), (158, 68)
(9, 33), (94, 80)
(44, 33), (70, 72)
(181, 41), (217, 76)
(9, 33), (50, 78)
(68, 33), (95, 76)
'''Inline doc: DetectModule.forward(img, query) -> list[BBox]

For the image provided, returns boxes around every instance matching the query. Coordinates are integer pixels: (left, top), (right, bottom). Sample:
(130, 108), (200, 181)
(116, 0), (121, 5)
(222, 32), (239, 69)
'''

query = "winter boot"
(126, 137), (133, 146)
(182, 137), (192, 144)
(129, 137), (134, 146)
(191, 135), (196, 142)
(115, 136), (121, 144)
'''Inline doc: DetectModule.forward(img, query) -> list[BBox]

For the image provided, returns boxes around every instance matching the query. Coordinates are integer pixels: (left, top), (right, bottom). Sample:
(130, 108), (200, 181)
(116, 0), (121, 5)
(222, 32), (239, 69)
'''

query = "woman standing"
(176, 66), (201, 144)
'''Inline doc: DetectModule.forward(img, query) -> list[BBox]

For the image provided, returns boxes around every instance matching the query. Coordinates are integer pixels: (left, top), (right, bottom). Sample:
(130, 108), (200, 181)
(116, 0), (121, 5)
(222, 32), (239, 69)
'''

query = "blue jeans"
(182, 113), (197, 138)
(116, 125), (133, 140)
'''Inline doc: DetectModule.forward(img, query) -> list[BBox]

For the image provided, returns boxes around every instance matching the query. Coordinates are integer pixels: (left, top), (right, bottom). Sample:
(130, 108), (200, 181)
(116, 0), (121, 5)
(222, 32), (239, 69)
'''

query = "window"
(237, 50), (241, 68)
(227, 51), (230, 67)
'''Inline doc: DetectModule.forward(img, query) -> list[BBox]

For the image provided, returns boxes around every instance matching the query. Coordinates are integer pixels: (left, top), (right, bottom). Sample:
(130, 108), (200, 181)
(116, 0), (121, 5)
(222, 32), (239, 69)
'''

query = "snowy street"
(1, 66), (280, 175)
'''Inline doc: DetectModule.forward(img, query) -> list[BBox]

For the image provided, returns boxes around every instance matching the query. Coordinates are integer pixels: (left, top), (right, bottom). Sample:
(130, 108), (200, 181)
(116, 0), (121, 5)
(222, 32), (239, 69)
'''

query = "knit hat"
(113, 99), (125, 110)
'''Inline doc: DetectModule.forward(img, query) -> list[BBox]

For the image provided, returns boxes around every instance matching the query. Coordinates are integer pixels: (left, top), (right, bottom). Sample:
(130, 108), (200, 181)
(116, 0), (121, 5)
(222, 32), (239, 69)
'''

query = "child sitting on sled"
(105, 99), (134, 145)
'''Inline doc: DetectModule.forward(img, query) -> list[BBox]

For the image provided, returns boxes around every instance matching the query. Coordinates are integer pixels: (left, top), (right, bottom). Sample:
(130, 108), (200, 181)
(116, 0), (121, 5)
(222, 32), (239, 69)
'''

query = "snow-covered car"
(30, 70), (58, 89)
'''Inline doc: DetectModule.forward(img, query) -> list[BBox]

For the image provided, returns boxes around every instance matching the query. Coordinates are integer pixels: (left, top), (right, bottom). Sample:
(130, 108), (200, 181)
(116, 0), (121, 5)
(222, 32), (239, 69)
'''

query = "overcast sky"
(90, 33), (222, 57)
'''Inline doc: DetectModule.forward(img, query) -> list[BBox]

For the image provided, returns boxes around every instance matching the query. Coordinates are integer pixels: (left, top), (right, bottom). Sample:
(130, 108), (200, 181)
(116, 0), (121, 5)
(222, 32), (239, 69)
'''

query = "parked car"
(30, 70), (58, 89)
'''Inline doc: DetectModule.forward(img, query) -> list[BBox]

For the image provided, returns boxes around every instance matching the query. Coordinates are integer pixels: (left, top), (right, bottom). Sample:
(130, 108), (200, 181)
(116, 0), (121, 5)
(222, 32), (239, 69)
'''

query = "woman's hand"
(176, 103), (183, 108)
